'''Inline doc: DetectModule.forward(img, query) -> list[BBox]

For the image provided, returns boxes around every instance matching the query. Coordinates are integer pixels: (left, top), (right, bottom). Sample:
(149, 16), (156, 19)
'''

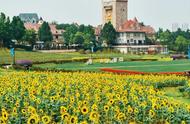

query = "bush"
(78, 49), (85, 54)
(85, 50), (91, 54)
(16, 60), (33, 66)
(15, 45), (33, 51)
(96, 50), (102, 54)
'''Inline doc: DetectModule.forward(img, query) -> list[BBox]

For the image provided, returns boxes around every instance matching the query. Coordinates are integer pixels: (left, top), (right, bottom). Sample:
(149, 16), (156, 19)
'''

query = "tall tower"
(102, 0), (128, 30)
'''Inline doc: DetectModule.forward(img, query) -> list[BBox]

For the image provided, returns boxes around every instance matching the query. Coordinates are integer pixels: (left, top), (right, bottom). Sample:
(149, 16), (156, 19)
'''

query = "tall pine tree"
(11, 16), (26, 41)
(38, 22), (53, 42)
(100, 22), (116, 46)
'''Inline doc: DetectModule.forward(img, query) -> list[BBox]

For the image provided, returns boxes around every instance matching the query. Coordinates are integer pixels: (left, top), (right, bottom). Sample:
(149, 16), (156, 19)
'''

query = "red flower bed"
(100, 68), (185, 75)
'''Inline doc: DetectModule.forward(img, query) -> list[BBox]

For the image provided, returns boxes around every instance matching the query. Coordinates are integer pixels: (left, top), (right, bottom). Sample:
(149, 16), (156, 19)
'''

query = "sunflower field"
(0, 71), (190, 124)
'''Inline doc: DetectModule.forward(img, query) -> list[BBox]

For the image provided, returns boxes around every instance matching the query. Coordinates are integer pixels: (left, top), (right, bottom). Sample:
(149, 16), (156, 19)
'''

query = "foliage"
(100, 22), (116, 46)
(62, 24), (78, 47)
(156, 28), (190, 53)
(175, 36), (190, 53)
(0, 13), (12, 47)
(73, 32), (84, 46)
(38, 22), (53, 42)
(22, 29), (36, 47)
(11, 16), (26, 41)
(59, 23), (96, 50)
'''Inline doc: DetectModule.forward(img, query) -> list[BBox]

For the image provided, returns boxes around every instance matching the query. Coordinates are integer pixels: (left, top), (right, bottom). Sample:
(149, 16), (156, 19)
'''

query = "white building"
(116, 31), (145, 45)
(113, 18), (168, 54)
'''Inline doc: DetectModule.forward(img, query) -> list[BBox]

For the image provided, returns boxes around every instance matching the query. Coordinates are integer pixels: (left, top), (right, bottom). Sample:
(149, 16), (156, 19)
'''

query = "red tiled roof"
(24, 23), (40, 32)
(118, 17), (155, 34)
(24, 23), (65, 35)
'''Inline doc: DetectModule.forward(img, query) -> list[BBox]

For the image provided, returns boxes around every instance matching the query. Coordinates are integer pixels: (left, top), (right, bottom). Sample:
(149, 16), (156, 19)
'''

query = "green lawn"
(33, 59), (190, 72)
(0, 49), (169, 64)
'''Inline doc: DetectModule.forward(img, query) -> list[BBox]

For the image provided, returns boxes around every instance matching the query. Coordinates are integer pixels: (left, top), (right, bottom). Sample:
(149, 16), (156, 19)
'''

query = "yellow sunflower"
(80, 120), (88, 124)
(27, 115), (39, 124)
(149, 110), (155, 118)
(42, 115), (51, 124)
(104, 105), (109, 112)
(61, 112), (70, 121)
(2, 110), (8, 121)
(60, 106), (67, 114)
(81, 106), (89, 115)
(0, 117), (6, 124)
(70, 116), (78, 124)
(89, 111), (99, 122)
(108, 99), (114, 105)
(22, 109), (26, 114)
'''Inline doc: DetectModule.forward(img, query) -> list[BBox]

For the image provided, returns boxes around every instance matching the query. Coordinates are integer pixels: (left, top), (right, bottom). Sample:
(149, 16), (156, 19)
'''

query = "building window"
(138, 40), (142, 45)
(134, 40), (136, 45)
(56, 35), (58, 39)
(130, 39), (133, 43)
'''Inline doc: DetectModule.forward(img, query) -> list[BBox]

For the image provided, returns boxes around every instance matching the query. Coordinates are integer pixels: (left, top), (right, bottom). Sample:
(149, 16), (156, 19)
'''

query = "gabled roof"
(24, 23), (65, 35)
(118, 17), (155, 34)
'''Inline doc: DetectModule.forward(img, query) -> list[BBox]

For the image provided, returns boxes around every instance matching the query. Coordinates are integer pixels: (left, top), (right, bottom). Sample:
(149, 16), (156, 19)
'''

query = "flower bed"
(101, 68), (185, 76)
(0, 72), (189, 123)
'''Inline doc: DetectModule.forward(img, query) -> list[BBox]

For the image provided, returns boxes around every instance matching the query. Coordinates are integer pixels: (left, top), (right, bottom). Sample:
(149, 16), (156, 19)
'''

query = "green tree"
(61, 23), (96, 50)
(38, 22), (53, 42)
(22, 29), (36, 47)
(73, 32), (84, 46)
(11, 16), (25, 41)
(0, 13), (12, 47)
(100, 22), (116, 46)
(83, 34), (93, 50)
(56, 23), (70, 30)
(62, 24), (78, 48)
(175, 36), (190, 53)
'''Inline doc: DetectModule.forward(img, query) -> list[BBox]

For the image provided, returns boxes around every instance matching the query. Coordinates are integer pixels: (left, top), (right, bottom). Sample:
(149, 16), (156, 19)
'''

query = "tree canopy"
(0, 13), (28, 48)
(11, 16), (26, 41)
(0, 13), (12, 47)
(57, 23), (96, 50)
(38, 22), (53, 42)
(156, 28), (190, 53)
(100, 22), (116, 46)
(22, 29), (36, 47)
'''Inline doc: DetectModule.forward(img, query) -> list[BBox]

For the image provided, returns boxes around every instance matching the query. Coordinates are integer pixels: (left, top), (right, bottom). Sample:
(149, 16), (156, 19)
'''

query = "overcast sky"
(0, 0), (190, 30)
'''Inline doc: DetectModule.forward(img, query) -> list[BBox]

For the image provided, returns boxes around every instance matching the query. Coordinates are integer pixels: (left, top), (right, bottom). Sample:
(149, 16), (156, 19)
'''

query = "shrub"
(16, 60), (33, 66)
(78, 49), (85, 54)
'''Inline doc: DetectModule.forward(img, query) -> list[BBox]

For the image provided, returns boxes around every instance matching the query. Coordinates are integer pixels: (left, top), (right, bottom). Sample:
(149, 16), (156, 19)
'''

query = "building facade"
(102, 0), (128, 30)
(113, 45), (168, 54)
(24, 23), (64, 42)
(114, 18), (168, 54)
(116, 31), (145, 45)
(101, 0), (168, 54)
